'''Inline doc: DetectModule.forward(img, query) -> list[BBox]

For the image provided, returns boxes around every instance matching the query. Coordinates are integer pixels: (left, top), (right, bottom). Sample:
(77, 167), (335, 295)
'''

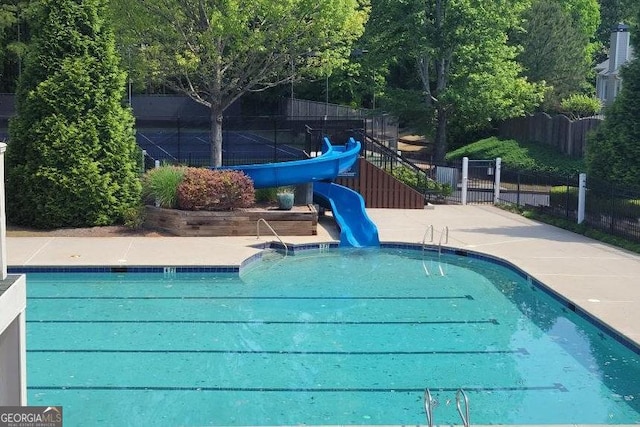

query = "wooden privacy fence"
(498, 112), (602, 157)
(336, 158), (425, 209)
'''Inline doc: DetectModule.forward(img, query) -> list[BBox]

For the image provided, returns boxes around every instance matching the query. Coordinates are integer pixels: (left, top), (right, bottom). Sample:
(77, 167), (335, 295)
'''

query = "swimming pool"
(22, 246), (640, 425)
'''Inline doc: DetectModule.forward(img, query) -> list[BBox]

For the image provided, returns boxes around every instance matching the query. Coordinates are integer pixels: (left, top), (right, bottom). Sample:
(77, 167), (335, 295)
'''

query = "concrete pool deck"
(7, 204), (640, 349)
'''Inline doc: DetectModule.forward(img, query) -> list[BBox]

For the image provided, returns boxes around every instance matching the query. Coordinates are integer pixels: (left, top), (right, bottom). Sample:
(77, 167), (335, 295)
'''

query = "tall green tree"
(111, 0), (369, 167)
(365, 0), (543, 161)
(586, 8), (640, 186)
(516, 1), (591, 109)
(0, 1), (27, 92)
(6, 0), (141, 229)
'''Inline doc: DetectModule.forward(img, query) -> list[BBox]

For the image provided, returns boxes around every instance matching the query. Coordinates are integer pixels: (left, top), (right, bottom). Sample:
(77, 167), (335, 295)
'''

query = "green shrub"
(177, 168), (255, 211)
(122, 204), (146, 230)
(142, 166), (186, 208)
(388, 165), (452, 197)
(255, 187), (279, 203)
(549, 186), (578, 208)
(549, 186), (640, 219)
(560, 94), (601, 120)
(5, 0), (141, 229)
(446, 137), (585, 175)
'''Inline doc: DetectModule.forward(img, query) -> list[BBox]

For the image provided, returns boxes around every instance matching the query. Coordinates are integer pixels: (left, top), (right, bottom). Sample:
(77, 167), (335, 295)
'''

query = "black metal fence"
(583, 177), (640, 242)
(496, 167), (640, 243)
(139, 115), (366, 168)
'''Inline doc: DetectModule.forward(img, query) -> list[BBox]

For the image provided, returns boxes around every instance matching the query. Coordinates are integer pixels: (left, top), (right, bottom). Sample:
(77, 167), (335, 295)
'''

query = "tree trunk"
(210, 105), (223, 167)
(434, 104), (447, 162)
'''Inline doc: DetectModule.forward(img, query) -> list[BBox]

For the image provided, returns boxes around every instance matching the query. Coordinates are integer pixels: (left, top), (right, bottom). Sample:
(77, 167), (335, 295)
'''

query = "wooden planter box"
(144, 205), (318, 237)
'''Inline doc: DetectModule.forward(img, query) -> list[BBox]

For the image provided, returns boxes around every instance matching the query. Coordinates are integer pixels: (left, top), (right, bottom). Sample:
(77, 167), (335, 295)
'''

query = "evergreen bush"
(6, 0), (141, 229)
(176, 168), (255, 211)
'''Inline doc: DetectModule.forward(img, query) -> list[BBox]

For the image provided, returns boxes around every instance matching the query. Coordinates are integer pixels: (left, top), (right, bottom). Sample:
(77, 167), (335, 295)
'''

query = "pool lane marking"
(27, 319), (499, 325)
(29, 295), (475, 300)
(28, 348), (528, 355)
(27, 384), (567, 392)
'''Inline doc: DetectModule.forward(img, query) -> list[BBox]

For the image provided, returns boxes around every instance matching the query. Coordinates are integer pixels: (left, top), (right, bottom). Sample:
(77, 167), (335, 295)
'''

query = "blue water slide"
(313, 181), (380, 248)
(222, 136), (379, 247)
(225, 137), (359, 189)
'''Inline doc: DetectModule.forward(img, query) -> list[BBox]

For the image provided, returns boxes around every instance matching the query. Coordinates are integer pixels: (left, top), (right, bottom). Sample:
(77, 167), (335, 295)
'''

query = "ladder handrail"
(437, 226), (449, 276)
(424, 389), (434, 427)
(456, 388), (470, 427)
(256, 218), (288, 256)
(422, 224), (434, 246)
(438, 226), (449, 246)
(421, 225), (435, 276)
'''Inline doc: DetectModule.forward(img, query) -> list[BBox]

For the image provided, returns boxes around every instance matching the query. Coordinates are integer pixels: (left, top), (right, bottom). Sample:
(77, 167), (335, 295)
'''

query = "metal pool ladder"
(456, 388), (470, 427)
(423, 389), (434, 427)
(424, 388), (470, 427)
(256, 218), (288, 256)
(422, 225), (448, 276)
(421, 226), (434, 276)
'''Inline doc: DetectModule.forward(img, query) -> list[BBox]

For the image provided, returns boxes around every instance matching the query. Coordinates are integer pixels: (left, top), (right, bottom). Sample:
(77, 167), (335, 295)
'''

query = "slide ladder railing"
(424, 389), (434, 427)
(256, 218), (288, 256)
(456, 388), (470, 427)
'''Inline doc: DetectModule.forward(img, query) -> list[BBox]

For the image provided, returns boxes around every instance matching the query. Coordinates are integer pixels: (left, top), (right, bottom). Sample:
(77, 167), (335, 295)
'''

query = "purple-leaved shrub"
(176, 168), (255, 211)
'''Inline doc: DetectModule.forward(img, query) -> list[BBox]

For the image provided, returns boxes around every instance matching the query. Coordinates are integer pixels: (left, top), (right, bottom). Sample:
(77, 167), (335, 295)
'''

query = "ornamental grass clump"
(176, 168), (255, 211)
(142, 166), (186, 208)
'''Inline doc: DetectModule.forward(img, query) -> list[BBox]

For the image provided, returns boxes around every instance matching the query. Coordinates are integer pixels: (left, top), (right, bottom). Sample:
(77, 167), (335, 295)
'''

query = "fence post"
(461, 157), (469, 205)
(0, 143), (6, 279)
(578, 173), (586, 224)
(494, 157), (502, 204)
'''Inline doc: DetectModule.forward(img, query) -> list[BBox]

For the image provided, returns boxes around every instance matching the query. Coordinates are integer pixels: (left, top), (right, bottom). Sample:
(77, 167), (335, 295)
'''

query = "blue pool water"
(24, 247), (640, 426)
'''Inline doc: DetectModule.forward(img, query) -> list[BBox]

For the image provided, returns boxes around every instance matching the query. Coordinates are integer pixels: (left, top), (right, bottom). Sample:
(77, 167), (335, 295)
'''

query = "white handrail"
(256, 218), (288, 256)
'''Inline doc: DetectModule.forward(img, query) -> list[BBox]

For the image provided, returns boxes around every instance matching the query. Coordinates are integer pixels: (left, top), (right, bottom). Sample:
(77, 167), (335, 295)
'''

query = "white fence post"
(578, 173), (587, 224)
(494, 157), (502, 204)
(461, 157), (469, 205)
(0, 143), (6, 279)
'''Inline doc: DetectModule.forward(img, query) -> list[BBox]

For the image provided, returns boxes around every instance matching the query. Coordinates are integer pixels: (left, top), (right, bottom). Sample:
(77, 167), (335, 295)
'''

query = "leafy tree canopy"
(363, 0), (543, 160)
(110, 0), (370, 166)
(515, 1), (592, 110)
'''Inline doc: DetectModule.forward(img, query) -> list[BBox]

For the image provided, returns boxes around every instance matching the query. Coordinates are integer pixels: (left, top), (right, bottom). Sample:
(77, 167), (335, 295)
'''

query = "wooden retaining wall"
(336, 158), (425, 209)
(145, 205), (318, 236)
